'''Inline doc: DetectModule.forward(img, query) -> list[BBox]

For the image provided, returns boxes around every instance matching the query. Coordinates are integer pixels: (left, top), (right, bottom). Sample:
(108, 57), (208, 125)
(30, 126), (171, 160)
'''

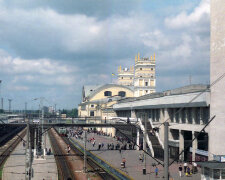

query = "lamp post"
(33, 97), (45, 157)
(8, 99), (12, 113)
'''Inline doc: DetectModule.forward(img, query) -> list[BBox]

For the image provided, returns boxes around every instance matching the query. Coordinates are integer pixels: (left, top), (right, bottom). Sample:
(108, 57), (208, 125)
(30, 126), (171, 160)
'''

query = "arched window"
(118, 91), (126, 97)
(104, 91), (112, 96)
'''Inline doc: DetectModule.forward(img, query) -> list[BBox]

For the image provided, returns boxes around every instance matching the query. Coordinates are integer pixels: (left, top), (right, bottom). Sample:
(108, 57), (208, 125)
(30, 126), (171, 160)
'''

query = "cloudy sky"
(0, 0), (210, 110)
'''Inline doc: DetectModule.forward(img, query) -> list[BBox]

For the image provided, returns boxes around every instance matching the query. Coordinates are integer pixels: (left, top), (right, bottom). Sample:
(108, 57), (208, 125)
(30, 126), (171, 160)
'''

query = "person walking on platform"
(155, 166), (159, 177)
(139, 153), (144, 162)
(183, 162), (187, 173)
(98, 143), (101, 150)
(193, 162), (197, 173)
(179, 165), (183, 177)
(122, 158), (126, 168)
(67, 145), (71, 154)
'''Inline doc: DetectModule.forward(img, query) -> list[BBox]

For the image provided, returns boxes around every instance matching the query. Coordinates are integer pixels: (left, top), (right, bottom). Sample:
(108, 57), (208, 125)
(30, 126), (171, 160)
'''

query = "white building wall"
(208, 0), (225, 159)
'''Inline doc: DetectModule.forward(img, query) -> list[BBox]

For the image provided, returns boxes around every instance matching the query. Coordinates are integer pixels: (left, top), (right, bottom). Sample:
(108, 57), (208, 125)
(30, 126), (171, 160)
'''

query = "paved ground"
(2, 136), (26, 180)
(2, 134), (58, 180)
(32, 133), (58, 180)
(71, 132), (201, 180)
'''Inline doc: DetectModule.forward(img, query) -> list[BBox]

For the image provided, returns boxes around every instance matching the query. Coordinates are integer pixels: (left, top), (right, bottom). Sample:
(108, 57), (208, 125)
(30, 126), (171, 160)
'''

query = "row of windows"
(104, 91), (126, 97)
(139, 67), (154, 71)
(121, 77), (133, 79)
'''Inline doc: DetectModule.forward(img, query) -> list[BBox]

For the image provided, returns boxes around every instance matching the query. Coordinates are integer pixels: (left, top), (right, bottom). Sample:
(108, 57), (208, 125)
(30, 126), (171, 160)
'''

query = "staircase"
(139, 118), (164, 160)
(148, 119), (164, 160)
(138, 119), (154, 157)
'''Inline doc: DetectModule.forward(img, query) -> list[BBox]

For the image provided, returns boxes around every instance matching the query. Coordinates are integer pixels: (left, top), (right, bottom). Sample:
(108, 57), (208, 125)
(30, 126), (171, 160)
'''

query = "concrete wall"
(209, 0), (225, 158)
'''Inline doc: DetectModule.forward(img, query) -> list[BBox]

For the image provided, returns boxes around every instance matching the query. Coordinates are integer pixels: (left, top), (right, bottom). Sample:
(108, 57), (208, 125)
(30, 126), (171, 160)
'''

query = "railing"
(148, 118), (164, 149)
(137, 118), (154, 157)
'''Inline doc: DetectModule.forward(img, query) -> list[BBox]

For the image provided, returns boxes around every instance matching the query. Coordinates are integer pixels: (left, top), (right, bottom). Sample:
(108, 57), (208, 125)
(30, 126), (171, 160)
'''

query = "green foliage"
(60, 108), (78, 118)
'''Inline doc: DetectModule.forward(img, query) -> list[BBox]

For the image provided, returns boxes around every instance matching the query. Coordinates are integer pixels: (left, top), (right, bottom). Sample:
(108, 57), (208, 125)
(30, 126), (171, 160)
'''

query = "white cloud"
(0, 50), (77, 89)
(165, 0), (210, 29)
(171, 34), (192, 58)
(0, 53), (74, 75)
(140, 30), (170, 50)
(0, 0), (210, 109)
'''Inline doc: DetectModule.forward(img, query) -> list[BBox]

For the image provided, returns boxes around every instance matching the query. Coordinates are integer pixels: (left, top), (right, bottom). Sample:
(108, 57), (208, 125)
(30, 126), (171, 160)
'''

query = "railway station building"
(78, 52), (157, 120)
(113, 84), (210, 161)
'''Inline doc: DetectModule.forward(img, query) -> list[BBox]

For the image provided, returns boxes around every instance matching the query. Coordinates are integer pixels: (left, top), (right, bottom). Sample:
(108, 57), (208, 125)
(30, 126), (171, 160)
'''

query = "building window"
(91, 104), (94, 108)
(90, 111), (94, 116)
(204, 167), (210, 176)
(118, 91), (126, 97)
(213, 169), (220, 179)
(145, 82), (148, 86)
(104, 91), (112, 96)
(222, 169), (225, 179)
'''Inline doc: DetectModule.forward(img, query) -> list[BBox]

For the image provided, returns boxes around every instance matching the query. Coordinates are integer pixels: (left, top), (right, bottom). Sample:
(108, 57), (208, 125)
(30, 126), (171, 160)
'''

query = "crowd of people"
(178, 162), (198, 177)
(68, 128), (83, 139)
(84, 129), (136, 152)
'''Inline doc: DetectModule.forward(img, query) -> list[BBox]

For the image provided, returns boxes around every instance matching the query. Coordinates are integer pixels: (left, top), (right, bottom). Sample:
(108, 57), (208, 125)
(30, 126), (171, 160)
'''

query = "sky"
(0, 0), (210, 110)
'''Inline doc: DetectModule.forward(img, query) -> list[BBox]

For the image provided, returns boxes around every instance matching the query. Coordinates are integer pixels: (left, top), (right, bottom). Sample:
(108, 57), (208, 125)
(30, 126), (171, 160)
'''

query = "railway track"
(50, 127), (129, 180)
(0, 127), (26, 179)
(59, 133), (118, 180)
(48, 129), (75, 180)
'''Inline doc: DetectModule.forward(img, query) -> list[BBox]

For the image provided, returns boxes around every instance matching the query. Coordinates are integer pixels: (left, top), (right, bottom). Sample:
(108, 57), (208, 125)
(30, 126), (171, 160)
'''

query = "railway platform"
(72, 132), (201, 180)
(32, 133), (58, 180)
(2, 133), (57, 180)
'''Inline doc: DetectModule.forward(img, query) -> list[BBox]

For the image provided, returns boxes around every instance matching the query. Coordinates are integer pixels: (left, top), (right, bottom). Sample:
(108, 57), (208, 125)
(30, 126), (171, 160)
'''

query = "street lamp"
(33, 97), (45, 157)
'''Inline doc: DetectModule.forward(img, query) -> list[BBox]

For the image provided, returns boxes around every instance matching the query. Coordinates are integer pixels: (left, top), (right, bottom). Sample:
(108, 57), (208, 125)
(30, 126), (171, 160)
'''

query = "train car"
(58, 127), (67, 137)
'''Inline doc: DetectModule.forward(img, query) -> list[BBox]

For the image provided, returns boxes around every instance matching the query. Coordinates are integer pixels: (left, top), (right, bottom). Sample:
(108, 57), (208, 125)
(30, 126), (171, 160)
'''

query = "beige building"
(117, 66), (134, 86)
(78, 84), (134, 136)
(78, 53), (156, 120)
(117, 53), (156, 97)
(134, 53), (156, 97)
(78, 84), (134, 118)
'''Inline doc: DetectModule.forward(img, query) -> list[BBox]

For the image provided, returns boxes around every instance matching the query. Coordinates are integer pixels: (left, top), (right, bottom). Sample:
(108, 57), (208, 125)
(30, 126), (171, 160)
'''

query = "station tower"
(117, 66), (134, 86)
(134, 53), (156, 97)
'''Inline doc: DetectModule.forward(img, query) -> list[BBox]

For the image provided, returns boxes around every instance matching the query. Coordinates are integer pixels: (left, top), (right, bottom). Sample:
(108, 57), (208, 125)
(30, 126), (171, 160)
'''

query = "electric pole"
(164, 122), (169, 180)
(25, 118), (31, 180)
(8, 99), (12, 113)
(84, 131), (87, 173)
(25, 102), (27, 119)
(143, 113), (147, 175)
(40, 97), (46, 156)
(1, 98), (3, 110)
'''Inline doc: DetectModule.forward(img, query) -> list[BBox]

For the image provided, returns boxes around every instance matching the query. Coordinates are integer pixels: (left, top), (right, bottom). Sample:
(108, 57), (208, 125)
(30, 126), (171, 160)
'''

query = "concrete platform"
(72, 132), (201, 180)
(2, 137), (26, 180)
(2, 133), (58, 180)
(32, 133), (58, 180)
